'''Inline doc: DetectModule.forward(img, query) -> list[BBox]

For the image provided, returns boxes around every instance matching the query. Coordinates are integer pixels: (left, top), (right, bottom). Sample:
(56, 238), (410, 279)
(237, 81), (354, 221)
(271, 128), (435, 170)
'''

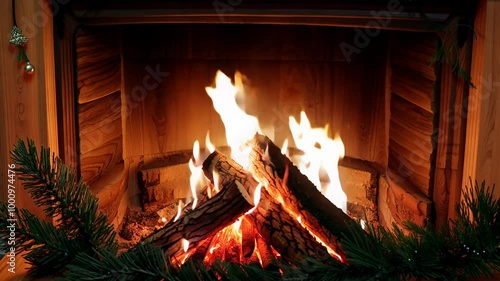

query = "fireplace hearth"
(50, 0), (472, 266)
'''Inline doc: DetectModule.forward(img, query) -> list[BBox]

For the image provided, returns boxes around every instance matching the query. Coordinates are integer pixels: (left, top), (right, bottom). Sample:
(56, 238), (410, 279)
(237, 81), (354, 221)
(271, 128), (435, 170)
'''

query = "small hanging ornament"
(24, 61), (35, 74)
(9, 25), (27, 46)
(9, 25), (34, 74)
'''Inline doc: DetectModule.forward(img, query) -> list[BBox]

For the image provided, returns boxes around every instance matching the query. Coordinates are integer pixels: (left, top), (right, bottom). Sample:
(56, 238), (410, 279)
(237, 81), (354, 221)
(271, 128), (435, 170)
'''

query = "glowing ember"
(289, 111), (347, 213)
(205, 70), (262, 168)
(209, 244), (220, 255)
(204, 220), (243, 264)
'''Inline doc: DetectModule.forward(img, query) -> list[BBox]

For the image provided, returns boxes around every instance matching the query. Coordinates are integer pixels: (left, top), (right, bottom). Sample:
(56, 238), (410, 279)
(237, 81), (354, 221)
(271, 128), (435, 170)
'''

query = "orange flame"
(187, 70), (348, 265)
(173, 199), (183, 222)
(289, 111), (346, 212)
(205, 131), (215, 153)
(205, 70), (262, 168)
(189, 140), (211, 209)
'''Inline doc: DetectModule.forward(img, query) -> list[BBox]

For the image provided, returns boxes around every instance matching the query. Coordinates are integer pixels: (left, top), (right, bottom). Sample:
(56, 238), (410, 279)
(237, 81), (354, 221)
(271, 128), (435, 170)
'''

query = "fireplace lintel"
(67, 0), (455, 30)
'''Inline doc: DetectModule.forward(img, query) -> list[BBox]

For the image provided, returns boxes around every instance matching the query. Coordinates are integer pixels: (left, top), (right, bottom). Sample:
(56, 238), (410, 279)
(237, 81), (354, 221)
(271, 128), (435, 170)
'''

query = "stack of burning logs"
(141, 134), (354, 267)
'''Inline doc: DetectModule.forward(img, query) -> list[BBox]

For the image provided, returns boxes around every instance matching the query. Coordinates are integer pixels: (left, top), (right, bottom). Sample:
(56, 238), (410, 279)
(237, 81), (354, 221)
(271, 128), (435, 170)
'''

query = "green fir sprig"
(287, 180), (500, 281)
(58, 180), (500, 281)
(1, 140), (499, 280)
(0, 203), (90, 274)
(61, 243), (281, 281)
(0, 138), (118, 275)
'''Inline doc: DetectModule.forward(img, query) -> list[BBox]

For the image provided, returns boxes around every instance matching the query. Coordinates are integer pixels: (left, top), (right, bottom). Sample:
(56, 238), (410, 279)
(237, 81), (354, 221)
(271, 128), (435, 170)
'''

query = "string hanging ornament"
(8, 0), (34, 74)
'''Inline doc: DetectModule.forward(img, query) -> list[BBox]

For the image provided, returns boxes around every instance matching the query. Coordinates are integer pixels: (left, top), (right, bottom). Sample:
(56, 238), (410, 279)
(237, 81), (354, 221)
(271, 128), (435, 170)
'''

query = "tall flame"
(205, 131), (215, 153)
(205, 70), (261, 168)
(184, 70), (348, 265)
(189, 140), (210, 210)
(289, 111), (347, 213)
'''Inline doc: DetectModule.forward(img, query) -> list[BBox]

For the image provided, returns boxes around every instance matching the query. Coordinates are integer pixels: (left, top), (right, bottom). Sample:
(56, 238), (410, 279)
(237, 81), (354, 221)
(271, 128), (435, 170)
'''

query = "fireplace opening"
(69, 18), (450, 265)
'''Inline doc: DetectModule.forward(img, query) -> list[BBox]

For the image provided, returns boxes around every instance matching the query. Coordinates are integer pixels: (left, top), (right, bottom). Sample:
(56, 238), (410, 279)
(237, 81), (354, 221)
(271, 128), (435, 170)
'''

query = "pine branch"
(5, 137), (499, 280)
(59, 243), (281, 281)
(6, 138), (118, 272)
(55, 180), (500, 281)
(0, 202), (89, 275)
(450, 179), (500, 278)
(59, 243), (169, 281)
(288, 180), (500, 281)
(10, 138), (117, 251)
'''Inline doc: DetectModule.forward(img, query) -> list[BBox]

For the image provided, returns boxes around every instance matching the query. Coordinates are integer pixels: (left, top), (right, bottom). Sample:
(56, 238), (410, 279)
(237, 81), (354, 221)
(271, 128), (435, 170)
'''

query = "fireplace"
(52, 0), (472, 263)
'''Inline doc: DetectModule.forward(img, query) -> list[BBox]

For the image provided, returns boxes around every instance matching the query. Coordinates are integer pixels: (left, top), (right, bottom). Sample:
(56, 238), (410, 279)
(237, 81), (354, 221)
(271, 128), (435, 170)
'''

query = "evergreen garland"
(1, 139), (499, 280)
(0, 138), (118, 275)
(286, 180), (500, 281)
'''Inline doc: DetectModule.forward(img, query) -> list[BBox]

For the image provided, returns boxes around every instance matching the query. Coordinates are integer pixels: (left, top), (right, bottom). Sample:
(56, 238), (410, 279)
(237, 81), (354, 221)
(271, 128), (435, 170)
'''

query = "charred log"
(142, 180), (254, 261)
(241, 216), (256, 258)
(246, 189), (332, 263)
(248, 133), (353, 259)
(203, 150), (333, 263)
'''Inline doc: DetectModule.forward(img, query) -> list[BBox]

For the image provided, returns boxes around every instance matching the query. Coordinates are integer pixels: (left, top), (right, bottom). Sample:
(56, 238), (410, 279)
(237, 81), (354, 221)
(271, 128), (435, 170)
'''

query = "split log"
(205, 232), (225, 264)
(142, 180), (254, 261)
(190, 235), (214, 261)
(248, 133), (353, 259)
(242, 249), (261, 266)
(202, 150), (333, 263)
(255, 232), (276, 269)
(224, 234), (242, 263)
(241, 217), (256, 258)
(203, 224), (241, 264)
(182, 184), (215, 216)
(202, 150), (259, 200)
(246, 189), (332, 263)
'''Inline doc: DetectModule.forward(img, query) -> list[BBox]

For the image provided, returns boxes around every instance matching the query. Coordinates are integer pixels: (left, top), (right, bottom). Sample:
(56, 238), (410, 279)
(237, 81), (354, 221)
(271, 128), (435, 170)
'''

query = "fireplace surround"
(52, 0), (472, 236)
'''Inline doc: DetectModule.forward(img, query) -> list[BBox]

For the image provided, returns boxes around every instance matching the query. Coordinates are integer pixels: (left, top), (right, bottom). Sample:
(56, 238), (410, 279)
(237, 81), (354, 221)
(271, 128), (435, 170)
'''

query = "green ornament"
(9, 25), (28, 46)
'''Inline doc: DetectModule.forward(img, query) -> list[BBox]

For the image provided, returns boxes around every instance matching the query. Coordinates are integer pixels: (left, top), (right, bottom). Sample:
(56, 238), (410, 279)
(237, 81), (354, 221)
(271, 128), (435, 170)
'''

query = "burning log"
(224, 234), (242, 264)
(191, 235), (214, 260)
(248, 133), (353, 260)
(246, 189), (332, 263)
(202, 150), (260, 198)
(202, 150), (333, 263)
(255, 232), (276, 269)
(240, 217), (256, 258)
(142, 180), (254, 262)
(203, 222), (242, 264)
(181, 183), (214, 216)
(242, 249), (261, 266)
